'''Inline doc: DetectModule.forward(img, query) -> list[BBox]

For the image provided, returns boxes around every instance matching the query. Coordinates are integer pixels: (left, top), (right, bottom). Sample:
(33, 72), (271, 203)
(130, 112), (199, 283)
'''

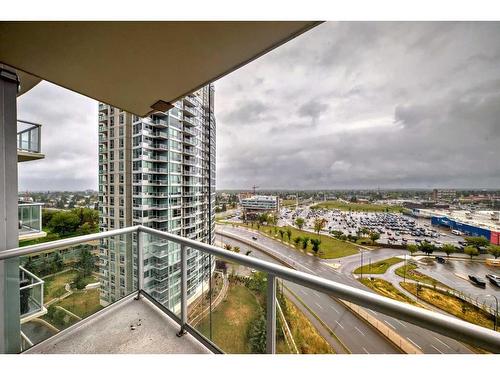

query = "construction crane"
(251, 185), (259, 195)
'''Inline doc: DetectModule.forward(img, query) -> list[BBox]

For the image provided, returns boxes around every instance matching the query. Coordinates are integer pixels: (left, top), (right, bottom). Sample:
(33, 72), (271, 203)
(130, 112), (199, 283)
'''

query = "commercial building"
(98, 85), (216, 311)
(432, 189), (456, 202)
(240, 195), (279, 219)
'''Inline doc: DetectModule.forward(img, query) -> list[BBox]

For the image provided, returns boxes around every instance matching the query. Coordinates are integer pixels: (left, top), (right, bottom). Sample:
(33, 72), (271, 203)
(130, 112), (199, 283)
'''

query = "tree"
(75, 272), (86, 290)
(441, 244), (456, 258)
(248, 314), (266, 353)
(48, 211), (80, 236)
(233, 246), (240, 254)
(53, 252), (64, 271)
(487, 244), (500, 259)
(310, 238), (321, 256)
(313, 218), (326, 235)
(79, 247), (95, 277)
(418, 241), (435, 256)
(295, 218), (305, 230)
(331, 230), (343, 238)
(369, 231), (380, 243)
(301, 236), (310, 251)
(285, 228), (292, 242)
(465, 236), (490, 249)
(407, 244), (418, 256)
(223, 243), (232, 251)
(293, 237), (302, 248)
(464, 245), (479, 260)
(278, 229), (285, 241)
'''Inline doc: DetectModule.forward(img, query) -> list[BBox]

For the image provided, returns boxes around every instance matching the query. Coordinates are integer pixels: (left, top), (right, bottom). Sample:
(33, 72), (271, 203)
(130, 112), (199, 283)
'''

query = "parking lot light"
(484, 294), (499, 331)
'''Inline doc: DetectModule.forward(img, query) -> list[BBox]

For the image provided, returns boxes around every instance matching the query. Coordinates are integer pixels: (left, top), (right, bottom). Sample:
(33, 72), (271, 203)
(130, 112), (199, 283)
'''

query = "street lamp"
(484, 294), (499, 331)
(360, 249), (364, 280)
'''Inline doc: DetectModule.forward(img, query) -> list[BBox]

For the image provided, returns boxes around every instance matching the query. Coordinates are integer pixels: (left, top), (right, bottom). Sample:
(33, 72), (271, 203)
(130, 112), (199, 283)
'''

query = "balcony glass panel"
(18, 232), (135, 352)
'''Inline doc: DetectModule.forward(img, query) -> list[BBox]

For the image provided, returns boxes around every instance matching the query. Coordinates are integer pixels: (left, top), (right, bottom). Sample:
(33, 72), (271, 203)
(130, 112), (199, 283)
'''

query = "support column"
(0, 68), (21, 353)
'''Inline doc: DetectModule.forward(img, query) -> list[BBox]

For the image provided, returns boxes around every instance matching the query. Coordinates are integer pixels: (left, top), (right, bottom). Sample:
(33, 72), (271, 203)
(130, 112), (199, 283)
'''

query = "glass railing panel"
(140, 232), (181, 318)
(18, 232), (135, 352)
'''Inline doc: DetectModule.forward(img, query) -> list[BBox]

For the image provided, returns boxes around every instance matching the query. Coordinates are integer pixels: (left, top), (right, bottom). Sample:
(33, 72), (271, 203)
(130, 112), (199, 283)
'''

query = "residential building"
(432, 189), (456, 202)
(98, 85), (216, 312)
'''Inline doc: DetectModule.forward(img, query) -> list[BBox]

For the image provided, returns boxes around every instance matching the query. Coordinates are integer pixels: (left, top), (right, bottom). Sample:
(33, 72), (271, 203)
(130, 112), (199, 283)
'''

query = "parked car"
(485, 274), (500, 287)
(468, 275), (486, 288)
(251, 236), (258, 241)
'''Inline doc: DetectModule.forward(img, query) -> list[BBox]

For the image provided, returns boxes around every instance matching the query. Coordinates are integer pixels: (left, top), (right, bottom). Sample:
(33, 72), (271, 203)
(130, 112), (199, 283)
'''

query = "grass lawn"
(281, 199), (298, 207)
(56, 288), (103, 319)
(237, 223), (359, 259)
(283, 298), (334, 354)
(197, 283), (262, 353)
(400, 283), (496, 331)
(359, 278), (420, 306)
(44, 269), (78, 300)
(395, 263), (448, 288)
(311, 200), (403, 213)
(353, 257), (403, 275)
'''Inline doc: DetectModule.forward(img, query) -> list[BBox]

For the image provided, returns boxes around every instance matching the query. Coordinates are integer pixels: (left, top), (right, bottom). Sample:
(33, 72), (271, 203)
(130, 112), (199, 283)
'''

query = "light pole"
(484, 294), (499, 331)
(403, 253), (407, 283)
(360, 249), (364, 280)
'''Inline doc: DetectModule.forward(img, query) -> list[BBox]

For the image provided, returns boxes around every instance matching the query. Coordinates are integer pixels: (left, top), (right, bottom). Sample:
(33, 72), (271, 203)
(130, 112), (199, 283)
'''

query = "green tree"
(223, 243), (232, 251)
(295, 218), (305, 230)
(53, 252), (64, 271)
(310, 238), (322, 256)
(487, 244), (500, 259)
(407, 244), (418, 256)
(75, 272), (86, 290)
(248, 314), (266, 353)
(441, 244), (456, 258)
(369, 231), (380, 243)
(465, 236), (489, 249)
(285, 228), (292, 242)
(278, 229), (285, 241)
(418, 241), (435, 256)
(331, 230), (343, 238)
(79, 247), (95, 277)
(48, 211), (80, 236)
(313, 218), (326, 235)
(464, 245), (479, 260)
(233, 246), (240, 254)
(293, 236), (302, 248)
(301, 236), (310, 251)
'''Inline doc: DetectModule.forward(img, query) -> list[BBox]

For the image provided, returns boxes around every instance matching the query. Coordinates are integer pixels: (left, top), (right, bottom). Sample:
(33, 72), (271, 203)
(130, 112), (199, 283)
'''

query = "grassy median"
(234, 223), (358, 259)
(353, 257), (403, 275)
(395, 263), (448, 288)
(359, 278), (420, 306)
(400, 282), (496, 330)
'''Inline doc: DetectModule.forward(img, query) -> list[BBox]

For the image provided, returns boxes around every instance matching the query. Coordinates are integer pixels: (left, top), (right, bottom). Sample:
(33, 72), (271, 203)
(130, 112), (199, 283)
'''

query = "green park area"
(56, 288), (102, 319)
(400, 283), (496, 331)
(353, 257), (403, 275)
(281, 199), (298, 207)
(236, 223), (358, 259)
(311, 200), (403, 213)
(359, 278), (420, 307)
(197, 273), (333, 354)
(44, 269), (79, 301)
(395, 263), (448, 288)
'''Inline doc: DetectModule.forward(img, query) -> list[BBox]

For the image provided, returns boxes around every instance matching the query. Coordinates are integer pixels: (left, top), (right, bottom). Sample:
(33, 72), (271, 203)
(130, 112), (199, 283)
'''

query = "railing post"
(177, 243), (187, 337)
(266, 273), (276, 354)
(135, 229), (143, 300)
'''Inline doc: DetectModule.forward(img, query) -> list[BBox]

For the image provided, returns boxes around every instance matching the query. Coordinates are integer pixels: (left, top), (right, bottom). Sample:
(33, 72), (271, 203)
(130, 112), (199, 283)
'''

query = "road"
(217, 236), (398, 354)
(217, 224), (474, 354)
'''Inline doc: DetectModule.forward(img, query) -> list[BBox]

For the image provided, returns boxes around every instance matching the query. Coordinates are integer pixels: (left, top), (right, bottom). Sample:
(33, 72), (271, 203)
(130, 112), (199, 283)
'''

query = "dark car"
(485, 274), (500, 287)
(436, 256), (446, 264)
(251, 236), (258, 241)
(468, 275), (486, 288)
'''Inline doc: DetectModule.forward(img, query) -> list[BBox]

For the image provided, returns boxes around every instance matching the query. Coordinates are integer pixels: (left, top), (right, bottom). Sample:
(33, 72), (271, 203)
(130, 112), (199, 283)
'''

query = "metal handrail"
(2, 224), (500, 353)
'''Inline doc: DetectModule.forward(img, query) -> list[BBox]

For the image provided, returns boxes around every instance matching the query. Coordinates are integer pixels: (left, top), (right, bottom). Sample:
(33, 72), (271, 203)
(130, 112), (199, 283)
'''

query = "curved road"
(217, 225), (473, 354)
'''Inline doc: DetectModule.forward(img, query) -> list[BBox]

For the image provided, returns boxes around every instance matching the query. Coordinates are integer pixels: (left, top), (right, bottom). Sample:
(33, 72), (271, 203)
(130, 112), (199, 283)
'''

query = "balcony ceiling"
(0, 21), (319, 117)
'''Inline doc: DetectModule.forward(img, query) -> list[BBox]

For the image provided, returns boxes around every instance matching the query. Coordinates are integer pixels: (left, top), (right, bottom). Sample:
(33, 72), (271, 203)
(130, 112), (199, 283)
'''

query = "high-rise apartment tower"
(98, 85), (216, 312)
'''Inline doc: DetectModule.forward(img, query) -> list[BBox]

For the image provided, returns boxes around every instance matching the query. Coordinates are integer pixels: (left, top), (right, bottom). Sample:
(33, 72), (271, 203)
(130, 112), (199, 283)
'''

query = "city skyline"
(17, 21), (500, 191)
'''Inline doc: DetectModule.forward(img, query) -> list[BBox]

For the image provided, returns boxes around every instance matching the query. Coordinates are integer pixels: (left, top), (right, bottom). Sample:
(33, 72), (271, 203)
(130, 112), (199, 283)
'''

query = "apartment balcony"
(18, 203), (46, 241)
(2, 225), (500, 354)
(17, 120), (44, 163)
(183, 95), (197, 108)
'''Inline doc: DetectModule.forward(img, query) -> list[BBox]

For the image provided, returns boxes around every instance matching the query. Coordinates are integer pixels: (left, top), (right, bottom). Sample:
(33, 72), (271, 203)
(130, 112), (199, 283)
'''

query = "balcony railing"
(17, 120), (42, 154)
(1, 225), (500, 354)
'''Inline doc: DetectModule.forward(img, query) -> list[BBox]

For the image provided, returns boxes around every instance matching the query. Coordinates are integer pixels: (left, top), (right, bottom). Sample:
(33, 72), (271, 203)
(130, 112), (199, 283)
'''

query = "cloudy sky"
(18, 22), (500, 191)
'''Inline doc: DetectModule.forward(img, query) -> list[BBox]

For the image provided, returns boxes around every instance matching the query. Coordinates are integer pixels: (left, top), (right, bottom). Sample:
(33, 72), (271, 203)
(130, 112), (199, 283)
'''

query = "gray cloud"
(15, 22), (500, 191)
(216, 21), (500, 190)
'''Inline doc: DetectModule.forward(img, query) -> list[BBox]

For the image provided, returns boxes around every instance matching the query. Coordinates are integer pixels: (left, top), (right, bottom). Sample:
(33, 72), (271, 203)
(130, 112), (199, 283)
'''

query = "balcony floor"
(25, 294), (211, 354)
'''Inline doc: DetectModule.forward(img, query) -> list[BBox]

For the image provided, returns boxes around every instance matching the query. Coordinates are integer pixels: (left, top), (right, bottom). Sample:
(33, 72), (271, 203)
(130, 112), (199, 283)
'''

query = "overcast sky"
(18, 22), (500, 191)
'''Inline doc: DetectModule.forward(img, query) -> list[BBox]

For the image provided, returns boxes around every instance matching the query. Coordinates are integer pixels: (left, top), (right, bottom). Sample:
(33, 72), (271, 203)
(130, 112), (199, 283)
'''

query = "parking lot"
(280, 206), (467, 248)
